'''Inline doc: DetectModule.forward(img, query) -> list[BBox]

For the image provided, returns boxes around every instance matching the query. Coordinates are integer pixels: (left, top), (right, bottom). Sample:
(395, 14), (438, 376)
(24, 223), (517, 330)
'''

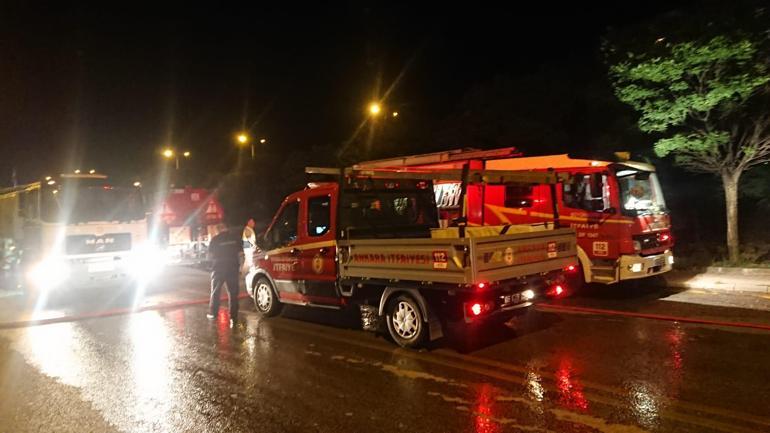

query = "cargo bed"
(338, 227), (576, 285)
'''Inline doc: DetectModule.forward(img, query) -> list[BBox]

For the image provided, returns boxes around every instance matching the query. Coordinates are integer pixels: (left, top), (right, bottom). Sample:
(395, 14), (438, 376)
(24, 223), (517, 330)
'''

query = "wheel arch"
(575, 245), (592, 284)
(378, 287), (429, 323)
(247, 267), (278, 297)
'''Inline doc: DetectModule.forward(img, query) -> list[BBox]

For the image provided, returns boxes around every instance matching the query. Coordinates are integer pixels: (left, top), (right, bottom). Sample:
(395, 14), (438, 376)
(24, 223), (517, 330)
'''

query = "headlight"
(629, 263), (643, 273)
(28, 256), (70, 289)
(128, 243), (167, 282)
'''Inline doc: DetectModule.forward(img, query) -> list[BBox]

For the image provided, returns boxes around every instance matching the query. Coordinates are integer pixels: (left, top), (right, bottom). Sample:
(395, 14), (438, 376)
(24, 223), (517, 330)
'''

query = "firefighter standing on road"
(242, 218), (256, 274)
(207, 223), (242, 328)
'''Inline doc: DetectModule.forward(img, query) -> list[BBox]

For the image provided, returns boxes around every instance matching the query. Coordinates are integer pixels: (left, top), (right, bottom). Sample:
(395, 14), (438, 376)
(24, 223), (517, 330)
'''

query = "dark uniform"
(208, 228), (242, 322)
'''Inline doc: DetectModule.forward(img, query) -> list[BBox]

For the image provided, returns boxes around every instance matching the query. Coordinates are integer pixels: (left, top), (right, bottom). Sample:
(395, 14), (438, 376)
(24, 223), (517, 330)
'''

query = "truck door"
(260, 197), (301, 299)
(297, 188), (341, 306)
(560, 171), (619, 259)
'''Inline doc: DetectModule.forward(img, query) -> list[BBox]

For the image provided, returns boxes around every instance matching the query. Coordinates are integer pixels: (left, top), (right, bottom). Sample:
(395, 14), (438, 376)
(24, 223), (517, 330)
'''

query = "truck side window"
(307, 195), (331, 237)
(562, 174), (609, 212)
(504, 185), (533, 208)
(267, 201), (298, 248)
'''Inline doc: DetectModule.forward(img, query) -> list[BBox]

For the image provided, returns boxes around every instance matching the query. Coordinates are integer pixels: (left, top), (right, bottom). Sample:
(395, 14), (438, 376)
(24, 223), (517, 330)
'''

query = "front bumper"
(618, 250), (674, 281)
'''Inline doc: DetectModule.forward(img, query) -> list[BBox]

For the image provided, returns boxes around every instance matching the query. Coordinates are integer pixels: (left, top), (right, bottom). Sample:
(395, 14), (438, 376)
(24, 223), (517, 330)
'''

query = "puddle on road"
(328, 350), (652, 433)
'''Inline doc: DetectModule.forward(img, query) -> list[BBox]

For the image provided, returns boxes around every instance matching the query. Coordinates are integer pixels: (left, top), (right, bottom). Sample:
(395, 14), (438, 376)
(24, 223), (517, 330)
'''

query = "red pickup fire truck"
(356, 148), (674, 289)
(245, 167), (576, 348)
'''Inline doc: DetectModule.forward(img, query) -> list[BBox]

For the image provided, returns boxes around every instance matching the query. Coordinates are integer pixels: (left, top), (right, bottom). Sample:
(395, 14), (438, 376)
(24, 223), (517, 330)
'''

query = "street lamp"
(162, 148), (190, 170)
(236, 132), (265, 160)
(368, 102), (381, 116)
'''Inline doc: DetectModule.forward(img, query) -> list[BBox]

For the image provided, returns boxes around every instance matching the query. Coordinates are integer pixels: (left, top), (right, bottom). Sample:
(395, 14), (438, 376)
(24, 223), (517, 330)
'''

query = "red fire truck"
(245, 166), (577, 347)
(158, 187), (225, 263)
(355, 148), (674, 289)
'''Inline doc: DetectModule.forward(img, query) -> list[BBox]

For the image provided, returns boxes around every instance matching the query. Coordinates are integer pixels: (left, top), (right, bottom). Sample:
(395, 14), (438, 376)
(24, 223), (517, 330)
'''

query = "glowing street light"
(368, 102), (382, 116)
(236, 132), (265, 160)
(133, 181), (142, 187)
(74, 169), (81, 174)
(392, 111), (399, 118)
(162, 148), (189, 170)
(89, 169), (96, 174)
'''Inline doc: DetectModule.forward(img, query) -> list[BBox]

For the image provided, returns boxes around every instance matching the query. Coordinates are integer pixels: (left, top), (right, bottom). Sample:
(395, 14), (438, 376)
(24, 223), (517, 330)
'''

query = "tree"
(609, 36), (770, 262)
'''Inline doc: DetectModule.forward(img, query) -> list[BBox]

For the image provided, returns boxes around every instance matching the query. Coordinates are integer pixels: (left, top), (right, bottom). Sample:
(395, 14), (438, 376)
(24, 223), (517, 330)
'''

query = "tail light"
(564, 264), (578, 273)
(476, 282), (486, 289)
(659, 232), (671, 243)
(470, 303), (482, 316)
(547, 284), (565, 297)
(465, 301), (493, 318)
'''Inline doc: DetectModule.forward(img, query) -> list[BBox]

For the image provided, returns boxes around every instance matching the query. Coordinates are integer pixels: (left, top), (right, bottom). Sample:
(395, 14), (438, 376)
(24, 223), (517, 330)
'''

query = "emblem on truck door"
(312, 253), (324, 274)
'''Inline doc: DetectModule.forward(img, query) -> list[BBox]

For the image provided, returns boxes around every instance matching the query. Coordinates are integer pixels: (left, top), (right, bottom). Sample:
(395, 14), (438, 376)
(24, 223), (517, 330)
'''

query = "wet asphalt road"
(1, 267), (770, 433)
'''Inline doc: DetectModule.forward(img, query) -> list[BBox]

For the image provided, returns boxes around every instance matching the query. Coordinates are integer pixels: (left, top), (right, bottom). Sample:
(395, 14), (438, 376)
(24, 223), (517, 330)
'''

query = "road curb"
(706, 266), (770, 277)
(665, 278), (770, 294)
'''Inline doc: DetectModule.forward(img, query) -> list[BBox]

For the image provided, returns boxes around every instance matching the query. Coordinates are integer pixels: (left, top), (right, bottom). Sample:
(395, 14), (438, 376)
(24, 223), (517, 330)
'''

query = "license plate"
(88, 261), (115, 273)
(500, 293), (522, 307)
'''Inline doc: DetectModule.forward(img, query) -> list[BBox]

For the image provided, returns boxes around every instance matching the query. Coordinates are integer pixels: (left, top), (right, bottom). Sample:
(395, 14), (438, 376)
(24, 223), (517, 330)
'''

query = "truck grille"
(65, 233), (132, 255)
(633, 233), (660, 250)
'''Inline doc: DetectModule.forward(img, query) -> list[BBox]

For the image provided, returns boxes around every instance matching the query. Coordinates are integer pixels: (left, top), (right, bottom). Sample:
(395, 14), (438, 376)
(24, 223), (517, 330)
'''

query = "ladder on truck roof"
(352, 147), (521, 169)
(305, 166), (567, 186)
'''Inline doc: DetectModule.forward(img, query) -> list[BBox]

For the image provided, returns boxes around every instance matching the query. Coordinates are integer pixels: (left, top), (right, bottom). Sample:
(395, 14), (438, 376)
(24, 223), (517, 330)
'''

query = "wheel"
(252, 277), (282, 317)
(385, 294), (428, 349)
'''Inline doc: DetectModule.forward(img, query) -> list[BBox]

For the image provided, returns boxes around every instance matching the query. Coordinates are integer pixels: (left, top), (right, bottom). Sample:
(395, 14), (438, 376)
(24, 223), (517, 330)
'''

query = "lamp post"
(162, 148), (191, 170)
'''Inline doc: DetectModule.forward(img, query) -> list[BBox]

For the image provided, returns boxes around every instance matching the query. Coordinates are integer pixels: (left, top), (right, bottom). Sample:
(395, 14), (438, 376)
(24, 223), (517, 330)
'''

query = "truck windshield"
(41, 186), (146, 224)
(616, 169), (667, 215)
(340, 189), (438, 239)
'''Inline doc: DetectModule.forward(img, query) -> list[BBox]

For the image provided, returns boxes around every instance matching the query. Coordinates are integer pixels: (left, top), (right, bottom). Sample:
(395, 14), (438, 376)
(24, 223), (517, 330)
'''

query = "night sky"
(1, 3), (683, 186)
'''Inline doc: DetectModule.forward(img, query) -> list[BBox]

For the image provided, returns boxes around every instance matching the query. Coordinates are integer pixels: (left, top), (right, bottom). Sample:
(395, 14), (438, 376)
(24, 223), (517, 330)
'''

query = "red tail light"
(565, 264), (578, 273)
(547, 285), (565, 297)
(470, 303), (482, 316)
(659, 232), (671, 242)
(476, 282), (486, 289)
(465, 301), (493, 318)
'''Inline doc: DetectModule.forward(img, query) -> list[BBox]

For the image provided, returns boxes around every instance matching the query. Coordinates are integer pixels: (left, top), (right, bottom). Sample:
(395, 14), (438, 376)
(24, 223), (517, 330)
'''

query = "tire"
(252, 277), (282, 317)
(385, 294), (428, 349)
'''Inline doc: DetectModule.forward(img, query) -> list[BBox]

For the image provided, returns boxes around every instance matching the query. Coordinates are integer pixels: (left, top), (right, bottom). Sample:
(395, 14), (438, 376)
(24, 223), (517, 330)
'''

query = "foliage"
(610, 36), (770, 173)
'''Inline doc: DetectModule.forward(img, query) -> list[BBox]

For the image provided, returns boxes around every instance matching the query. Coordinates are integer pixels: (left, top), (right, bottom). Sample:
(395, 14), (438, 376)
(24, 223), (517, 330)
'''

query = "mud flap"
(428, 310), (444, 341)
